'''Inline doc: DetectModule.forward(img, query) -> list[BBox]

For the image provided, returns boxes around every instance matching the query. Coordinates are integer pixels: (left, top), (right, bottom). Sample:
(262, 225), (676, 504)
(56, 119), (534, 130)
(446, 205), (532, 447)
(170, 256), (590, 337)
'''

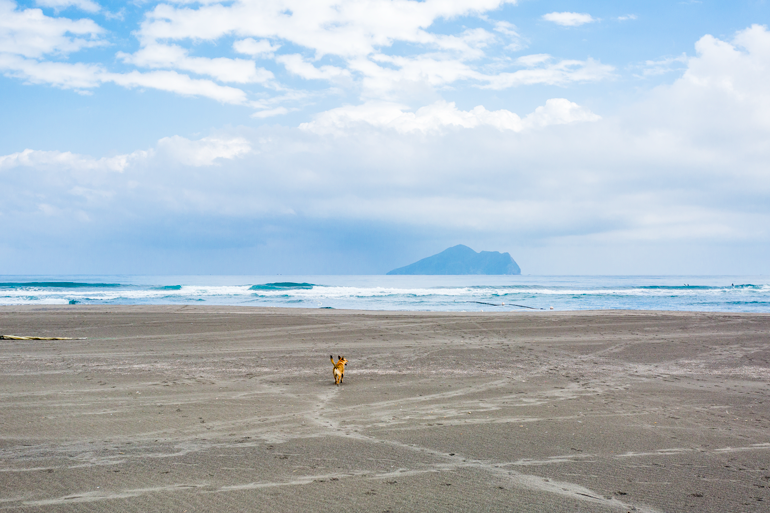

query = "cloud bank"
(4, 25), (770, 273)
(1, 1), (769, 274)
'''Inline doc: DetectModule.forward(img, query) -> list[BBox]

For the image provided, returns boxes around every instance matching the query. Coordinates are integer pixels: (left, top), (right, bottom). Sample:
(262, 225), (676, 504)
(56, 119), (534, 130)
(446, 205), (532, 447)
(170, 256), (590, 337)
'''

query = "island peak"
(387, 244), (521, 275)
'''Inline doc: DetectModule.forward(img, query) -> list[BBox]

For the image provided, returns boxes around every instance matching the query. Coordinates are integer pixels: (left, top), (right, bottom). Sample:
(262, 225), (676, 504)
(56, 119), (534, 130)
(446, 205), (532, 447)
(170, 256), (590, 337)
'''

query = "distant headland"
(386, 244), (521, 275)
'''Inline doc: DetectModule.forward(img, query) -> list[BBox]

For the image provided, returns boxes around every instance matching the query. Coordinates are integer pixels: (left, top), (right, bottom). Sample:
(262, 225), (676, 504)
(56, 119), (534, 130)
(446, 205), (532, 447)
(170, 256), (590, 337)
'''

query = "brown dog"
(330, 355), (348, 386)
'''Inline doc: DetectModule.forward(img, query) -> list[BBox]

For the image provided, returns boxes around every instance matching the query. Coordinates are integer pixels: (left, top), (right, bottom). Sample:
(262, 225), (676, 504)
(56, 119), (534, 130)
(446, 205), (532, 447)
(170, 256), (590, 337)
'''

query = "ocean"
(1, 275), (768, 312)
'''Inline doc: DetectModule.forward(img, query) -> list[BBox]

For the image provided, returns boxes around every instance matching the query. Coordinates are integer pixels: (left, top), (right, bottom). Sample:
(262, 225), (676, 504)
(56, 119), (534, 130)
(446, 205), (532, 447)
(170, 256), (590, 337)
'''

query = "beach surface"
(1, 306), (769, 512)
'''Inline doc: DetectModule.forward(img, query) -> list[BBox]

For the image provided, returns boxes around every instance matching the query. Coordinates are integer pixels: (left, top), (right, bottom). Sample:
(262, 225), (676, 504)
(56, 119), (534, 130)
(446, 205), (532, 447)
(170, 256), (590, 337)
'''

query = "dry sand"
(1, 306), (769, 512)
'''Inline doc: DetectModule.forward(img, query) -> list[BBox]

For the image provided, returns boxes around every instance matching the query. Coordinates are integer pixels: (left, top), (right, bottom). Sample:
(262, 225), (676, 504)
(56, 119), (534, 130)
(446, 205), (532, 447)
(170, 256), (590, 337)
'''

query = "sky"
(1, 0), (769, 276)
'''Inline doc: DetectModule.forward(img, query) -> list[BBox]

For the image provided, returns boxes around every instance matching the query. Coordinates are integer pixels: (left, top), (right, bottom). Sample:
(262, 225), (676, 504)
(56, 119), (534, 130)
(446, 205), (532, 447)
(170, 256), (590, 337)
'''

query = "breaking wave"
(249, 282), (316, 291)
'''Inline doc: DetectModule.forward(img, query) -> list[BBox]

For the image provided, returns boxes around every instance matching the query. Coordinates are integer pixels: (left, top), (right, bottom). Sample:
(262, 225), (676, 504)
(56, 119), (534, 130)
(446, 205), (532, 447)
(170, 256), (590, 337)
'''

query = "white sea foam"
(1, 276), (768, 312)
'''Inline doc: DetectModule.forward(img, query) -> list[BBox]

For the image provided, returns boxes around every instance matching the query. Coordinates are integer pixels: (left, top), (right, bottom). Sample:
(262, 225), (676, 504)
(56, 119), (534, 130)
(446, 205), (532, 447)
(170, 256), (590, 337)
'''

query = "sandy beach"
(1, 306), (769, 512)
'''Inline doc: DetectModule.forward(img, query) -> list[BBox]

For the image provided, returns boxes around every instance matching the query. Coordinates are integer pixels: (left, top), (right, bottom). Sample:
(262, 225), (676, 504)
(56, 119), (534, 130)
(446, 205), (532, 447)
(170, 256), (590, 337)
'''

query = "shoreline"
(1, 306), (769, 511)
(4, 303), (770, 314)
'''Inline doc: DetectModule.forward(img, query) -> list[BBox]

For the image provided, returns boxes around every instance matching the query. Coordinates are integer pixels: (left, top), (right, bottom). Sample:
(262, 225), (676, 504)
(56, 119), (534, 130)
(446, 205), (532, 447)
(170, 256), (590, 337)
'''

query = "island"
(386, 244), (521, 275)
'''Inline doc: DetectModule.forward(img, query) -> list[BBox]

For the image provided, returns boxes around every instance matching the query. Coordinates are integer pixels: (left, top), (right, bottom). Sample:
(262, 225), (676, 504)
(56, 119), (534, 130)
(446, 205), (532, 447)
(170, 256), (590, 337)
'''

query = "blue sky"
(1, 0), (769, 275)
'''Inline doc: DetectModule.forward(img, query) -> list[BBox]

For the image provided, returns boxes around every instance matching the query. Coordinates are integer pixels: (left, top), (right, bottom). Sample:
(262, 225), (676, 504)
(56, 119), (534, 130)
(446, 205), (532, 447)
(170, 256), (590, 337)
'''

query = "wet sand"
(1, 306), (769, 512)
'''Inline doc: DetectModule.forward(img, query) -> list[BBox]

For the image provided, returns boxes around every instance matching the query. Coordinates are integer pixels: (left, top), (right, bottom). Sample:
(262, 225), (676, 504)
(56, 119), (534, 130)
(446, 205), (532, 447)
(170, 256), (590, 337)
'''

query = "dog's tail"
(330, 355), (335, 365)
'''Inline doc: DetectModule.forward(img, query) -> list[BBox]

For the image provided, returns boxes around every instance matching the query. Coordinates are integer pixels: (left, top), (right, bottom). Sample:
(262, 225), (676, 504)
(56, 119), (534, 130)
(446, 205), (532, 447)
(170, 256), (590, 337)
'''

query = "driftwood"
(0, 335), (75, 340)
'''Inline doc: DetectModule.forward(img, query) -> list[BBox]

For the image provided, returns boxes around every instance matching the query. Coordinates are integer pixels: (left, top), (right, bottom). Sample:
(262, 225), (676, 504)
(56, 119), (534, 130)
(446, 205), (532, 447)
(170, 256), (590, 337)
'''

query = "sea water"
(1, 275), (768, 312)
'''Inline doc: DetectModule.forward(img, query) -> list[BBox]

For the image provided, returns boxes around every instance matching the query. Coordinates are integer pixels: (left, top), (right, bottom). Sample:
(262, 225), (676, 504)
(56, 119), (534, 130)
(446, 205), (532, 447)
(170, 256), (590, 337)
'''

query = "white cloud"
(251, 107), (289, 118)
(0, 135), (250, 173)
(485, 55), (614, 89)
(299, 98), (599, 135)
(131, 0), (589, 102)
(276, 53), (350, 81)
(493, 20), (526, 51)
(430, 28), (496, 59)
(0, 0), (104, 58)
(637, 55), (687, 77)
(35, 0), (101, 13)
(163, 0), (228, 4)
(343, 51), (612, 100)
(1, 0), (616, 112)
(542, 12), (596, 27)
(233, 38), (280, 58)
(653, 24), (770, 136)
(359, 54), (479, 97)
(0, 53), (103, 89)
(0, 148), (149, 172)
(515, 54), (550, 66)
(108, 70), (250, 104)
(137, 0), (517, 57)
(69, 186), (114, 203)
(618, 14), (637, 21)
(0, 52), (251, 103)
(155, 135), (252, 166)
(118, 44), (274, 84)
(684, 24), (770, 101)
(0, 2), (256, 104)
(0, 1), (252, 103)
(522, 98), (601, 129)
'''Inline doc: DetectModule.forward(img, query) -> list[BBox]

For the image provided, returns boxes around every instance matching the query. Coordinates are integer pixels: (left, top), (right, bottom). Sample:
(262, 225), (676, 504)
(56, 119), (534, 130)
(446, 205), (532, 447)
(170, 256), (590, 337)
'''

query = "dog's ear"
(338, 355), (341, 360)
